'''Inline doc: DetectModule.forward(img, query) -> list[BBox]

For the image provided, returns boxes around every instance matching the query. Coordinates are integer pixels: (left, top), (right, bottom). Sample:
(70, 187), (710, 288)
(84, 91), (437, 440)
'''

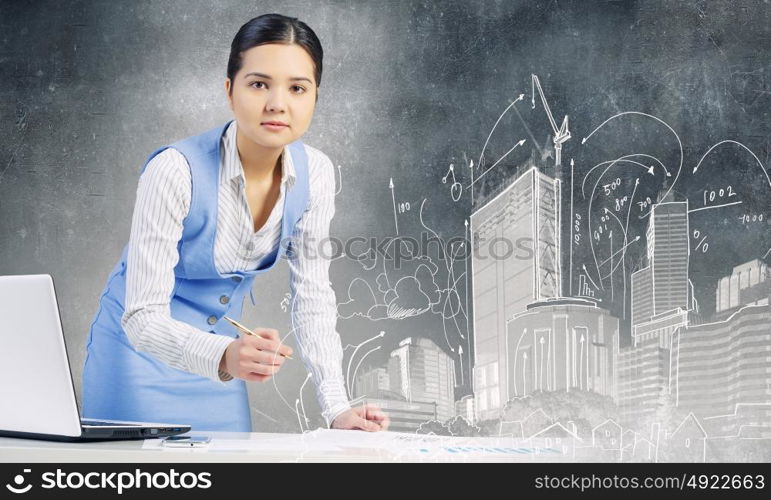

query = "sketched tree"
(475, 418), (499, 437)
(634, 387), (687, 441)
(500, 389), (619, 439)
(654, 389), (686, 435)
(416, 419), (452, 436)
(443, 415), (484, 437)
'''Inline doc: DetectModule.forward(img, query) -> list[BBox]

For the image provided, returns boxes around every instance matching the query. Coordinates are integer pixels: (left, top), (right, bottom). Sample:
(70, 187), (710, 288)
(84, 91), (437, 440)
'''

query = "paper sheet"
(142, 429), (566, 460)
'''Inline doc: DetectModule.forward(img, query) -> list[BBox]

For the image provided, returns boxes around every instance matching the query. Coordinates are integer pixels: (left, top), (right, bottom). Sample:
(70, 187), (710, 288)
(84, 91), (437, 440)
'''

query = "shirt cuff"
(317, 378), (352, 428)
(325, 402), (353, 429)
(181, 329), (236, 384)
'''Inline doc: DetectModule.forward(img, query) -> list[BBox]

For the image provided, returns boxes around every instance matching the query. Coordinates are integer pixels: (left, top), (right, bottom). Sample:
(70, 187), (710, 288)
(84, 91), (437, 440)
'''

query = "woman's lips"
(261, 122), (288, 131)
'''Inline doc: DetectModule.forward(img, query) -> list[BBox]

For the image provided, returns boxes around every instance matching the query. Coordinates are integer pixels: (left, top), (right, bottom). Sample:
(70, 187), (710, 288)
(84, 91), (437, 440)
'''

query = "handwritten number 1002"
(703, 186), (736, 205)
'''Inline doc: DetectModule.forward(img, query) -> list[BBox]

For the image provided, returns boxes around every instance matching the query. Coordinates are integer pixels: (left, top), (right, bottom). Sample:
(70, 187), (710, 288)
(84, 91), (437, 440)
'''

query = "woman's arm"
(287, 151), (352, 428)
(120, 148), (234, 383)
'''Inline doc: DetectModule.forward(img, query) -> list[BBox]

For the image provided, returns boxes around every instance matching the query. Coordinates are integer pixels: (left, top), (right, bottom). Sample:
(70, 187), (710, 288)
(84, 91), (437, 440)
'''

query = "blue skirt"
(81, 273), (251, 432)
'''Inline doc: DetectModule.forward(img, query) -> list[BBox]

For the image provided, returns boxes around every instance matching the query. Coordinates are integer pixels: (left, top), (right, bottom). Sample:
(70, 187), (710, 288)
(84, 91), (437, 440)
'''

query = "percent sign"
(692, 230), (709, 253)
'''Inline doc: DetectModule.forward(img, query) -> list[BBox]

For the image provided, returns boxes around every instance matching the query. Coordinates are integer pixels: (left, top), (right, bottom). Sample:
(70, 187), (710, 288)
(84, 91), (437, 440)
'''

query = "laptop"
(0, 274), (191, 442)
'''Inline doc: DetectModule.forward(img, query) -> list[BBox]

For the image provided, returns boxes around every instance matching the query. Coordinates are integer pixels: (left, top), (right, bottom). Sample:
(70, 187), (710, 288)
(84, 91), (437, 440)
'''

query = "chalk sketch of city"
(275, 73), (769, 462)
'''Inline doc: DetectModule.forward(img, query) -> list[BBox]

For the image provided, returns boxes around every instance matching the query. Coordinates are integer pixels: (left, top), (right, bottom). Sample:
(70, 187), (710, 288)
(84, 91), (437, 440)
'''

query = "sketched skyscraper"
(470, 166), (561, 421)
(619, 189), (694, 426)
(388, 337), (456, 422)
(630, 190), (692, 330)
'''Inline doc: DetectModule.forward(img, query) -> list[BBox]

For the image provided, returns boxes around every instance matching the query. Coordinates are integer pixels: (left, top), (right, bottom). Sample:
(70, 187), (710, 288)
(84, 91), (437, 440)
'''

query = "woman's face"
(225, 43), (318, 150)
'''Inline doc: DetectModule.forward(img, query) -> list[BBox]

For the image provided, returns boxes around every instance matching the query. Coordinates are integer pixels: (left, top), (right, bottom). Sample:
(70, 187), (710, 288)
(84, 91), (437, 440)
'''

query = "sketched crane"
(531, 74), (571, 168)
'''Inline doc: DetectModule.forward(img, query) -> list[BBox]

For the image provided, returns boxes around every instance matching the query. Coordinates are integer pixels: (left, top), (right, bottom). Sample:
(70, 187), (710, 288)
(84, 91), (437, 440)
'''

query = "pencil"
(223, 316), (294, 360)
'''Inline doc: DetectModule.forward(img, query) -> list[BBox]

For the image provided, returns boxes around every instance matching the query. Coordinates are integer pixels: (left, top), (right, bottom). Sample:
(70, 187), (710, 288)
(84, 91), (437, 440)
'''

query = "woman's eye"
(249, 82), (305, 94)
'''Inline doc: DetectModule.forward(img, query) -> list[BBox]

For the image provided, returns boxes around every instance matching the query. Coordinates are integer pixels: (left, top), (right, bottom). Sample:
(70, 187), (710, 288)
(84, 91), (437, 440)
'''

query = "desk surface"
(0, 430), (568, 463)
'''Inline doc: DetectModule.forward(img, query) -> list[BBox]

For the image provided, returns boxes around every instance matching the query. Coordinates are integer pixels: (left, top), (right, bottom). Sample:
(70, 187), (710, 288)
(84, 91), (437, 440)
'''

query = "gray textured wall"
(1, 0), (768, 433)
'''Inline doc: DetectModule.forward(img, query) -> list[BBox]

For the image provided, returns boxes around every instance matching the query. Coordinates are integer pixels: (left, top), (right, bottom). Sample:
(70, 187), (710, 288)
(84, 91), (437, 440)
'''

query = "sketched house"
(620, 429), (636, 459)
(620, 428), (655, 462)
(529, 422), (584, 456)
(661, 413), (708, 463)
(631, 434), (656, 462)
(521, 408), (552, 437)
(621, 428), (638, 449)
(592, 418), (622, 450)
(497, 419), (525, 439)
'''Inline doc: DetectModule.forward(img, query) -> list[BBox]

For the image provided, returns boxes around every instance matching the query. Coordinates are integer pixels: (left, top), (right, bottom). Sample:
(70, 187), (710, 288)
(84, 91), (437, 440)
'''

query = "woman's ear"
(224, 79), (233, 111)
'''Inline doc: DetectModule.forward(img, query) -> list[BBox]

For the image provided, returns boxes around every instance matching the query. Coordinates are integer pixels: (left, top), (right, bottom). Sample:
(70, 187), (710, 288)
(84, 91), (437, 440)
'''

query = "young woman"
(82, 13), (389, 433)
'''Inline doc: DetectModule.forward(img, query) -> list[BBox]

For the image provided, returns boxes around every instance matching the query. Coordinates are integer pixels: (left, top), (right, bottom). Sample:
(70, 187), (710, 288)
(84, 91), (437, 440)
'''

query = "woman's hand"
(331, 404), (390, 432)
(219, 327), (293, 382)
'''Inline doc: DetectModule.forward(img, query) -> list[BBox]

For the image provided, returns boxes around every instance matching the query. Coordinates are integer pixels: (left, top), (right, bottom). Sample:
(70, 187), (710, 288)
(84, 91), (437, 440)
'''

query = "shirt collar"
(222, 120), (296, 190)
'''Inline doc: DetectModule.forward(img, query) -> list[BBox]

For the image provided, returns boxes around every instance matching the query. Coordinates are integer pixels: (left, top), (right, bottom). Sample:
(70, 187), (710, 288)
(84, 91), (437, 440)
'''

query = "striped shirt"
(120, 120), (351, 427)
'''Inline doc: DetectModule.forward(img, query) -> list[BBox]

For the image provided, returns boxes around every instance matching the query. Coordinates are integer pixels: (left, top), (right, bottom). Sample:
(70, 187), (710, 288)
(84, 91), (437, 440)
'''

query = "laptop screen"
(0, 274), (86, 437)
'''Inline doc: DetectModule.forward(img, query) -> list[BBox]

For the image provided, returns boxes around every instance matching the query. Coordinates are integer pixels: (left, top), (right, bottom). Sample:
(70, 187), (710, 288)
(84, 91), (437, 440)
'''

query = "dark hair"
(227, 13), (323, 98)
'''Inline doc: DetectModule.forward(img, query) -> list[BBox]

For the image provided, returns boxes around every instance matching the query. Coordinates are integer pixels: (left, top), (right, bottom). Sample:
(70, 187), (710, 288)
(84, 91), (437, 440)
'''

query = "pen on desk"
(223, 316), (294, 360)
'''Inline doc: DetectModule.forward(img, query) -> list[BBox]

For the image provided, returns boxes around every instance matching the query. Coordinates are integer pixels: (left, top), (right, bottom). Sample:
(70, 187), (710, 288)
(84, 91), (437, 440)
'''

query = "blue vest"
(81, 120), (309, 431)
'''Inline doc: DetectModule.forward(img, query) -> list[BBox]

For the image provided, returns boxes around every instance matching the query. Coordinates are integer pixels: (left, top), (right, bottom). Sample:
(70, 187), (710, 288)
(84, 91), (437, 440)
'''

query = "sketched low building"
(352, 366), (390, 399)
(616, 308), (690, 426)
(352, 337), (457, 428)
(455, 395), (476, 424)
(714, 259), (770, 319)
(389, 337), (456, 422)
(349, 392), (439, 433)
(505, 298), (619, 401)
(671, 304), (771, 437)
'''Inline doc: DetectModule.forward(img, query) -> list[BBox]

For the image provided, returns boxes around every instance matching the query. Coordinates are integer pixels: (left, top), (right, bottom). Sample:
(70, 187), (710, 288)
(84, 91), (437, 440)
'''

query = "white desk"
(0, 430), (568, 463)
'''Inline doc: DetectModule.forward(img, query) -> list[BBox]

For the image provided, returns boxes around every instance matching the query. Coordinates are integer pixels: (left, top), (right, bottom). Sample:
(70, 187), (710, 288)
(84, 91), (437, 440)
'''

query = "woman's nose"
(266, 90), (287, 113)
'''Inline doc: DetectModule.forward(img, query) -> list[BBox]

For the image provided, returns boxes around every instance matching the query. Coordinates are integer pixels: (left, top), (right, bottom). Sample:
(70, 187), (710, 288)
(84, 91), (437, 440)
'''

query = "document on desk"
(299, 429), (567, 460)
(143, 430), (567, 460)
(142, 434), (333, 452)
